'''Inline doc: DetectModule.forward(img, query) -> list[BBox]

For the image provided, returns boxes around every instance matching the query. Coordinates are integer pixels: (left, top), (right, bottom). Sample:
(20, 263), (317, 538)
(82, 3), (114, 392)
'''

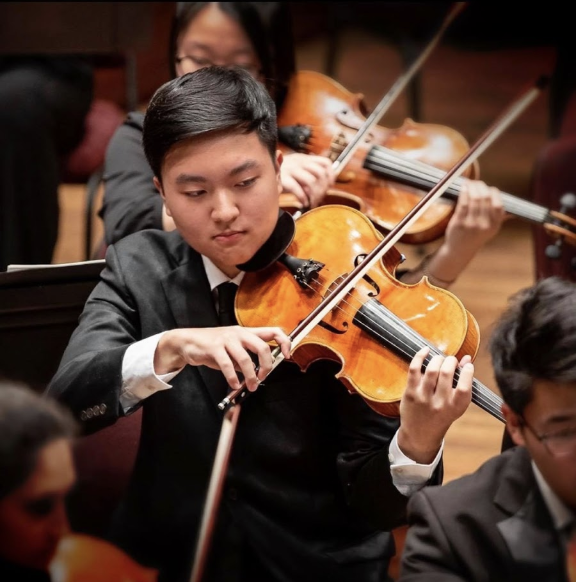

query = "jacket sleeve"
(100, 113), (164, 246)
(334, 385), (443, 531)
(398, 489), (466, 581)
(46, 244), (142, 434)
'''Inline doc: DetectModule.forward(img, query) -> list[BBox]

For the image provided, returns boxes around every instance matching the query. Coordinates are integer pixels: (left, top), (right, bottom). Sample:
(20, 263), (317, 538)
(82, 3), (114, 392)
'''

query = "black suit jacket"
(47, 229), (435, 582)
(399, 446), (568, 582)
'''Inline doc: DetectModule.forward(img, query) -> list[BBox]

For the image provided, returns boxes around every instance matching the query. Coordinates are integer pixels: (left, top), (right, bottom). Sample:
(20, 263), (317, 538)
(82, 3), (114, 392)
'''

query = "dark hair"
(170, 2), (295, 109)
(0, 382), (77, 500)
(143, 65), (278, 179)
(489, 276), (576, 414)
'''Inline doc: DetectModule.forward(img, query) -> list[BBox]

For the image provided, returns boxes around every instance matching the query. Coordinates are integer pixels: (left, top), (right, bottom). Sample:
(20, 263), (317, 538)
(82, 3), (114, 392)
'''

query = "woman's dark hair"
(143, 66), (278, 179)
(489, 276), (576, 414)
(0, 382), (77, 500)
(170, 2), (295, 109)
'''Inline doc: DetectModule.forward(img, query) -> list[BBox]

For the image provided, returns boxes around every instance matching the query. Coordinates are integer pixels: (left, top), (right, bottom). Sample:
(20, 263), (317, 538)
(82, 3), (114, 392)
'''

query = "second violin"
(278, 70), (576, 247)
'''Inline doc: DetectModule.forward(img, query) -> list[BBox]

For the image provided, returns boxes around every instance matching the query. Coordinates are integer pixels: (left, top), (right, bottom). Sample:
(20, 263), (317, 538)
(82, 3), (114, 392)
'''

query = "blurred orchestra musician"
(0, 381), (157, 581)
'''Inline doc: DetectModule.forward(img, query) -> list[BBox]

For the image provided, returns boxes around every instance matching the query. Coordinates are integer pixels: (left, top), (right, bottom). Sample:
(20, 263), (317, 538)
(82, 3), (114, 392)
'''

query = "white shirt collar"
(531, 460), (574, 532)
(201, 255), (245, 292)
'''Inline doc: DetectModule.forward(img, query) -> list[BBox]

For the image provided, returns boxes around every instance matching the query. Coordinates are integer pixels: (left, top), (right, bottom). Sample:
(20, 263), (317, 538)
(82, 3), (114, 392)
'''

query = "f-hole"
(313, 275), (349, 335)
(355, 254), (379, 296)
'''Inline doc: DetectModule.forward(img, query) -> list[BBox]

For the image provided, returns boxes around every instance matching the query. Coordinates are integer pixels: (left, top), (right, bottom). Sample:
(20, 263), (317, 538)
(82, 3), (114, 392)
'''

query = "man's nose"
(212, 190), (239, 222)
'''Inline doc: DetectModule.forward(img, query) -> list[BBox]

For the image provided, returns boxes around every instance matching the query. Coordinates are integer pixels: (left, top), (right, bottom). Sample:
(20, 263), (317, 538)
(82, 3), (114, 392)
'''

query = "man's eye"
(25, 497), (56, 517)
(551, 428), (576, 440)
(190, 56), (211, 67)
(184, 190), (205, 198)
(238, 177), (257, 188)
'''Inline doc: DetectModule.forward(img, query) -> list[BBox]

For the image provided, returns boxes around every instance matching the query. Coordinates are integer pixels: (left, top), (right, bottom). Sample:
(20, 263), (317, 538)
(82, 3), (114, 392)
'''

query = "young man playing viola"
(47, 66), (474, 582)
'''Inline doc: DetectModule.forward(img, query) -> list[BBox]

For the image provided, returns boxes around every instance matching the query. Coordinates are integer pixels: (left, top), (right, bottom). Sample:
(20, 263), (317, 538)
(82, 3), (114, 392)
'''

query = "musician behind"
(0, 381), (156, 581)
(101, 1), (505, 291)
(47, 66), (476, 582)
(399, 276), (576, 582)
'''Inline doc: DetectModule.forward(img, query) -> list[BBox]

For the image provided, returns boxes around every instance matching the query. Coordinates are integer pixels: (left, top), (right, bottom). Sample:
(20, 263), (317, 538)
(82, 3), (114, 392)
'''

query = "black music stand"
(0, 261), (105, 393)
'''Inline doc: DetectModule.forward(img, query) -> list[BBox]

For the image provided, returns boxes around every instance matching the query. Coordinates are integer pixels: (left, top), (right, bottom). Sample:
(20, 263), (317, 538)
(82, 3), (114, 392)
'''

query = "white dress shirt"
(119, 255), (442, 495)
(532, 461), (575, 544)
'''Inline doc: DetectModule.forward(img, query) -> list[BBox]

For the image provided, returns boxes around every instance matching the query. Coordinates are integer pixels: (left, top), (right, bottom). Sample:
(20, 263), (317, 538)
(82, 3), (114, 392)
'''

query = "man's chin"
(218, 248), (260, 271)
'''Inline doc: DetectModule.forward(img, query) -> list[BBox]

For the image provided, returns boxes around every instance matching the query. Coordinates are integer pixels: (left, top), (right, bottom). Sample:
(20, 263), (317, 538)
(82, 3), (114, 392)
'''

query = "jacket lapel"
(160, 245), (231, 409)
(495, 448), (566, 582)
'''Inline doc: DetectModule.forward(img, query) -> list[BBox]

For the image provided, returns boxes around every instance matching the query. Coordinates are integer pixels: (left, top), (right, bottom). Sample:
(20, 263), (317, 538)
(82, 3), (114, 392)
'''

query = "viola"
(235, 204), (504, 421)
(277, 70), (576, 247)
(49, 533), (158, 582)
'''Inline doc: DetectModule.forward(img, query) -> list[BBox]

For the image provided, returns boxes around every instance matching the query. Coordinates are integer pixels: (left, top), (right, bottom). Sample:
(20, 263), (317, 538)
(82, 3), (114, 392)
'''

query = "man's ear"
(502, 404), (527, 447)
(276, 149), (284, 168)
(275, 150), (283, 194)
(154, 176), (172, 217)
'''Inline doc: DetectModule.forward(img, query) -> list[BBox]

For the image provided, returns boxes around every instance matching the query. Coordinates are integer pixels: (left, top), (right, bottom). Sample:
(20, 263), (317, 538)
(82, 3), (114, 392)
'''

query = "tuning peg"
(559, 192), (576, 212)
(545, 192), (576, 261)
(545, 240), (563, 259)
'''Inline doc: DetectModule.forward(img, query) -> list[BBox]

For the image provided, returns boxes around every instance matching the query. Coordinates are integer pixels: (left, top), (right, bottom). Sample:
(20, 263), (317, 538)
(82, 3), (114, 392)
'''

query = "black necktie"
(217, 282), (238, 326)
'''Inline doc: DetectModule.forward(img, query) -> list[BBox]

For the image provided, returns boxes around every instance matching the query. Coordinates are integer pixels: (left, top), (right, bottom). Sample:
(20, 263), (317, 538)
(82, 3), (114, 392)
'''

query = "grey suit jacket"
(400, 446), (568, 582)
(48, 229), (433, 582)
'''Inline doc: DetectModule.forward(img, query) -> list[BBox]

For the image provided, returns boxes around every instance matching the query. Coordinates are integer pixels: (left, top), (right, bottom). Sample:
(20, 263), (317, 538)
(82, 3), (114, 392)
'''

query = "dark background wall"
(1, 2), (568, 112)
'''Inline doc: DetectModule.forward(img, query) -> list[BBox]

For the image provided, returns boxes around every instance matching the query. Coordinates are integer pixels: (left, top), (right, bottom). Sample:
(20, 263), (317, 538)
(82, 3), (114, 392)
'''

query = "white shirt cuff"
(120, 331), (184, 412)
(388, 431), (443, 496)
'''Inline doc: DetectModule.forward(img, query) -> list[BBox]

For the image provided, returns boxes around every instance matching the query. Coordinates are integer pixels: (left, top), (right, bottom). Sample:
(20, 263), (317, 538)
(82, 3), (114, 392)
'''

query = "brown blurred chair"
(60, 97), (125, 261)
(531, 92), (576, 282)
(67, 409), (142, 538)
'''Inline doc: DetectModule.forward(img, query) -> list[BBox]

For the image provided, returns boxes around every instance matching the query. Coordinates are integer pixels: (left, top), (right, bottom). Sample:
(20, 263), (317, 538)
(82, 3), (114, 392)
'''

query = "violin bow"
(221, 74), (549, 413)
(189, 403), (240, 582)
(332, 2), (466, 176)
(191, 72), (548, 582)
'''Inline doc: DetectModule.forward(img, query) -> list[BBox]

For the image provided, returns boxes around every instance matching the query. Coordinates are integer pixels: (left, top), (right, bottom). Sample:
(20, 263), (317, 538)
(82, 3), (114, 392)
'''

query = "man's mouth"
(214, 230), (244, 243)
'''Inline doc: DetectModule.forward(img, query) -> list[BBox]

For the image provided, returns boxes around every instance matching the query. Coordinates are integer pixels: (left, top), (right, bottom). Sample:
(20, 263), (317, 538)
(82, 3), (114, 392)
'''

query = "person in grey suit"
(399, 276), (576, 582)
(47, 66), (475, 582)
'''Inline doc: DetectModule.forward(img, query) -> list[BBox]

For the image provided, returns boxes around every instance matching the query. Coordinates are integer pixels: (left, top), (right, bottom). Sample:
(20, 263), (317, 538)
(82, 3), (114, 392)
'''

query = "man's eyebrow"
(175, 173), (206, 185)
(229, 160), (259, 177)
(174, 161), (260, 185)
(542, 413), (576, 429)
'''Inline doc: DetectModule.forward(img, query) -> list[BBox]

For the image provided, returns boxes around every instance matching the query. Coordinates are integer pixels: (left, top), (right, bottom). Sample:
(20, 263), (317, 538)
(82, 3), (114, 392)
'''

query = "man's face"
(155, 131), (282, 277)
(0, 438), (75, 570)
(506, 380), (576, 510)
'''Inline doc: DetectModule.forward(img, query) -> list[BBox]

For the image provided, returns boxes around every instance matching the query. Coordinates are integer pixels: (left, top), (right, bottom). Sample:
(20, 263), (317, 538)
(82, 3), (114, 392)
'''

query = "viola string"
(304, 124), (549, 223)
(366, 146), (548, 222)
(301, 271), (503, 415)
(295, 269), (504, 419)
(352, 143), (546, 222)
(303, 276), (503, 419)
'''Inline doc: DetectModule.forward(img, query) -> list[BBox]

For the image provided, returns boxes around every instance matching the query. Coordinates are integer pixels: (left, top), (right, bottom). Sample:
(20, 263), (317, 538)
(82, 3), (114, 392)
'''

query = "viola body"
(236, 205), (480, 417)
(49, 533), (158, 582)
(278, 70), (479, 244)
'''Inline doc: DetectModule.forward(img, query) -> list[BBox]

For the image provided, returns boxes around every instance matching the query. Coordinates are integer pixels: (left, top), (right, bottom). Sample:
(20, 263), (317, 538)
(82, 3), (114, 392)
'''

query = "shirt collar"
(531, 460), (574, 532)
(201, 255), (245, 292)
